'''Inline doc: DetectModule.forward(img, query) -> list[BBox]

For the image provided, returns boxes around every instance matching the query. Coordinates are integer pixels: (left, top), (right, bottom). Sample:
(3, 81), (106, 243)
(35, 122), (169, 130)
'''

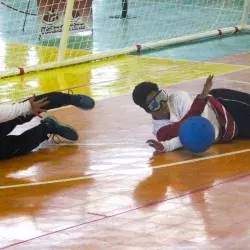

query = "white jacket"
(0, 101), (31, 123)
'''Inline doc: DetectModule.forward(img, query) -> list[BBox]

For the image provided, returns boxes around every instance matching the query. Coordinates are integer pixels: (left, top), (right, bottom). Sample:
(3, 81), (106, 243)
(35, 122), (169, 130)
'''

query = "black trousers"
(210, 88), (250, 139)
(0, 92), (72, 160)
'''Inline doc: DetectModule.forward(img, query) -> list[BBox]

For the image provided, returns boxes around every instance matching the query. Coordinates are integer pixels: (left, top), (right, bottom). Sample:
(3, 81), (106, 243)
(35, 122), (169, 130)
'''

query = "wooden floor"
(1, 53), (250, 249)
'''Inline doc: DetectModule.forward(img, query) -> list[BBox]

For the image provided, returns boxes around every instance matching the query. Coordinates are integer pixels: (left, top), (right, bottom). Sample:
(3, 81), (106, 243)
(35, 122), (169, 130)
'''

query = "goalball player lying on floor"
(132, 75), (250, 153)
(0, 92), (95, 160)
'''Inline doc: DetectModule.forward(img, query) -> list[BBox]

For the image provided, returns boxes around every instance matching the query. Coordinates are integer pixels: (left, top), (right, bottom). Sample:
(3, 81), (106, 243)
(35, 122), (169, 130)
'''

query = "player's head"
(132, 81), (169, 118)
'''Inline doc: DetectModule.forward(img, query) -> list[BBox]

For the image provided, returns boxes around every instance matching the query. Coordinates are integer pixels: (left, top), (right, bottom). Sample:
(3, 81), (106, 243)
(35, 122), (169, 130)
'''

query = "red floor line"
(87, 212), (109, 217)
(2, 171), (250, 249)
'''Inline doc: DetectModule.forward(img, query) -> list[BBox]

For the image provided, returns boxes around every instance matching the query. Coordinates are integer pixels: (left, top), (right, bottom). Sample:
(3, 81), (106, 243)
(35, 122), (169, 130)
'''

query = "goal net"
(0, 0), (249, 77)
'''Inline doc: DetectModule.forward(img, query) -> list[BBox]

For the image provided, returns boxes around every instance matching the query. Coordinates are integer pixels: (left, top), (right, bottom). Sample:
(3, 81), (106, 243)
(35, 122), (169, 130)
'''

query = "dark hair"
(132, 81), (159, 110)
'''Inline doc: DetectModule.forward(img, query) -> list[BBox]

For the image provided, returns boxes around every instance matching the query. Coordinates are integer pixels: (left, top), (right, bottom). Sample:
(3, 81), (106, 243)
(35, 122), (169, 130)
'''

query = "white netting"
(0, 0), (248, 75)
(93, 0), (247, 51)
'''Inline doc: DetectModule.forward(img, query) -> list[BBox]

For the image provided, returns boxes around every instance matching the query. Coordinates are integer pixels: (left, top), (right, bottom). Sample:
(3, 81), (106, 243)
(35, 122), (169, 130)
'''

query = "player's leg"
(10, 91), (95, 129)
(0, 117), (28, 138)
(25, 92), (95, 111)
(0, 91), (93, 145)
(0, 116), (78, 160)
(210, 88), (250, 105)
(210, 88), (250, 138)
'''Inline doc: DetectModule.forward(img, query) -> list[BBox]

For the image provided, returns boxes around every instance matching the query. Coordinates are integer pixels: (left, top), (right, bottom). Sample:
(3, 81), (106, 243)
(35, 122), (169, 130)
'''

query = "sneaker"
(70, 94), (95, 110)
(41, 116), (79, 141)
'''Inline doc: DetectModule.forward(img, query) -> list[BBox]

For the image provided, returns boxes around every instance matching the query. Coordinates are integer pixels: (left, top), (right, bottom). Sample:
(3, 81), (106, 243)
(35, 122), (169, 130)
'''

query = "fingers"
(147, 142), (155, 147)
(146, 140), (156, 148)
(36, 97), (48, 103)
(209, 75), (214, 83)
(30, 97), (48, 104)
(38, 100), (50, 107)
(146, 139), (163, 150)
(29, 96), (49, 106)
(208, 75), (214, 89)
(206, 75), (214, 82)
(146, 139), (156, 144)
(146, 139), (157, 147)
(35, 97), (49, 105)
(201, 75), (214, 99)
(29, 95), (35, 102)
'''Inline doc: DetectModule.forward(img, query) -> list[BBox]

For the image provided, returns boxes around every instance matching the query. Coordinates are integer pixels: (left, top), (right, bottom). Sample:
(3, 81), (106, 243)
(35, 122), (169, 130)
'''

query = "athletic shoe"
(70, 94), (95, 110)
(41, 116), (78, 141)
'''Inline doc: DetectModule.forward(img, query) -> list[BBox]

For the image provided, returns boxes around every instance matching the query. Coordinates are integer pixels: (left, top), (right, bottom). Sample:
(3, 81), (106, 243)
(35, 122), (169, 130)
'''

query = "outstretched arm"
(0, 96), (49, 123)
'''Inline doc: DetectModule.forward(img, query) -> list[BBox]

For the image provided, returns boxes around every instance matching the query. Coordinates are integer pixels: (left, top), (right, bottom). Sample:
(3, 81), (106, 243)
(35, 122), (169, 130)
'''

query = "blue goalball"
(179, 116), (215, 153)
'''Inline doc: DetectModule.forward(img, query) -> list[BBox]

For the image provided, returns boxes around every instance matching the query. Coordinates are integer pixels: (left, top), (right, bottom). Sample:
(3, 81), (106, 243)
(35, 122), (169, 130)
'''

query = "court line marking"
(151, 148), (250, 169)
(59, 142), (144, 146)
(1, 148), (250, 190)
(0, 175), (97, 190)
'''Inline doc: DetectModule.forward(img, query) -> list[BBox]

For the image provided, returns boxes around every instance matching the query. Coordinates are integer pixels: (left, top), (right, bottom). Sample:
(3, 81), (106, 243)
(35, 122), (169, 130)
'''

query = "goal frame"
(0, 0), (250, 79)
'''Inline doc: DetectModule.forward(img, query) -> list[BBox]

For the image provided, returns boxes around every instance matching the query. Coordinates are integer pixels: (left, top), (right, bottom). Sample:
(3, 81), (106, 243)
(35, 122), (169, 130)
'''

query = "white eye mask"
(147, 90), (169, 112)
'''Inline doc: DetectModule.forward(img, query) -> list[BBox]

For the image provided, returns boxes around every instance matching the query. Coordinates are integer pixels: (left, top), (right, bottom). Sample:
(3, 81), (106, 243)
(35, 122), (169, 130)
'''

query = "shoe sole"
(45, 116), (79, 141)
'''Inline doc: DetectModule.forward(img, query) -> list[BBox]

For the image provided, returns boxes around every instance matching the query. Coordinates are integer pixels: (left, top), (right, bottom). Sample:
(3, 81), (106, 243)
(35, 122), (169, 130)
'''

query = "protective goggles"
(147, 89), (169, 112)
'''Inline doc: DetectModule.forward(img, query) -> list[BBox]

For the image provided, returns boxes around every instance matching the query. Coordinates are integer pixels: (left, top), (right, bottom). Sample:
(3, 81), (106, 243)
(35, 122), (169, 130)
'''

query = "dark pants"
(0, 92), (72, 159)
(210, 88), (250, 139)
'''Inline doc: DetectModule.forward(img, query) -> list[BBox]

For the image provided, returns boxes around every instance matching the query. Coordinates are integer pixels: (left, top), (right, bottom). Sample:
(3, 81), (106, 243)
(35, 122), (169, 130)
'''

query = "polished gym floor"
(1, 40), (250, 248)
(0, 0), (250, 247)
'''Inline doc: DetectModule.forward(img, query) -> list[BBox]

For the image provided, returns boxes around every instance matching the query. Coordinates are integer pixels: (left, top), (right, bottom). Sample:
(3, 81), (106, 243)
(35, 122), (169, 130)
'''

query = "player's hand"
(146, 139), (165, 152)
(29, 96), (49, 118)
(199, 75), (214, 99)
